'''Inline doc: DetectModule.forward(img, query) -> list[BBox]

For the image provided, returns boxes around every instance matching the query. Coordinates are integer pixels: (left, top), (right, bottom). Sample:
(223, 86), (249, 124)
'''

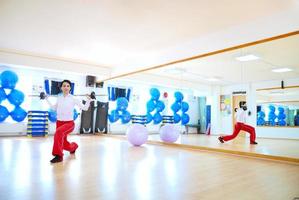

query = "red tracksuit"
(222, 122), (256, 143)
(52, 120), (77, 157)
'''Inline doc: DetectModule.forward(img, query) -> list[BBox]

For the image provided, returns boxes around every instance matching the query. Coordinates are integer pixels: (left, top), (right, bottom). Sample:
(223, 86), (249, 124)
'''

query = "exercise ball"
(109, 110), (120, 123)
(7, 89), (25, 106)
(173, 113), (181, 123)
(153, 112), (162, 124)
(10, 106), (27, 122)
(0, 70), (18, 89)
(150, 88), (160, 100)
(146, 112), (153, 124)
(171, 102), (181, 113)
(73, 109), (79, 120)
(174, 91), (184, 102)
(116, 97), (128, 111)
(155, 100), (165, 112)
(126, 124), (148, 146)
(0, 87), (6, 103)
(146, 99), (156, 112)
(0, 105), (9, 122)
(181, 101), (189, 112)
(48, 110), (57, 122)
(181, 113), (190, 125)
(121, 110), (131, 124)
(159, 124), (180, 143)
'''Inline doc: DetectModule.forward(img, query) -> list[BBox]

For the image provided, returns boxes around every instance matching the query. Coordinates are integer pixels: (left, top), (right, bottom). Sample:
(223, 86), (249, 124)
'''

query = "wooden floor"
(147, 134), (299, 161)
(0, 135), (299, 200)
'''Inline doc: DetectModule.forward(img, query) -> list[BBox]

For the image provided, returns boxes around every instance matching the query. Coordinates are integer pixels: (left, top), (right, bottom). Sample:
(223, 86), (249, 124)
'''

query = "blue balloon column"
(171, 91), (190, 125)
(108, 97), (131, 124)
(257, 111), (265, 126)
(0, 70), (27, 122)
(268, 105), (277, 126)
(146, 88), (165, 124)
(277, 107), (286, 126)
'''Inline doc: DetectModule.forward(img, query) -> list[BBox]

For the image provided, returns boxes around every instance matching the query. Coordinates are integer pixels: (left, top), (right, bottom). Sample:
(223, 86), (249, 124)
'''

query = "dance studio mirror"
(105, 32), (299, 160)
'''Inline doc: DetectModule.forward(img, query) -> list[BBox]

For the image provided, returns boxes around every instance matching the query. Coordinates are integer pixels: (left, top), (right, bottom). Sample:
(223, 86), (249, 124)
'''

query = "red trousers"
(222, 122), (256, 142)
(52, 120), (77, 157)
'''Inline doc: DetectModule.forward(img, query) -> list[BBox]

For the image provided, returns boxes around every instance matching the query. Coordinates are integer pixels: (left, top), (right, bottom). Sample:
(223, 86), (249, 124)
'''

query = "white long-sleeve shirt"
(235, 108), (248, 123)
(47, 94), (91, 121)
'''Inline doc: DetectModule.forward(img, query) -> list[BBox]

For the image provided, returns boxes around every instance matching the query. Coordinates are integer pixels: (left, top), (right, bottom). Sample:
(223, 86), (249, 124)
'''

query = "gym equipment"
(80, 100), (96, 133)
(126, 124), (148, 146)
(27, 111), (48, 137)
(159, 124), (179, 143)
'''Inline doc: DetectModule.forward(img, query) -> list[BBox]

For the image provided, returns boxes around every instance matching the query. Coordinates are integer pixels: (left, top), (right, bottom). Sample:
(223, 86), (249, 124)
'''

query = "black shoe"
(50, 155), (63, 163)
(250, 141), (258, 145)
(218, 137), (224, 143)
(70, 143), (78, 154)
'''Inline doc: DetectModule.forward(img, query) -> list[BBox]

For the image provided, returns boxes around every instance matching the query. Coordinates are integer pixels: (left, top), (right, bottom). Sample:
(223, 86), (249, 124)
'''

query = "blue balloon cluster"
(109, 97), (131, 124)
(257, 111), (265, 126)
(268, 105), (277, 126)
(277, 107), (286, 126)
(171, 91), (190, 125)
(0, 70), (27, 122)
(146, 88), (165, 124)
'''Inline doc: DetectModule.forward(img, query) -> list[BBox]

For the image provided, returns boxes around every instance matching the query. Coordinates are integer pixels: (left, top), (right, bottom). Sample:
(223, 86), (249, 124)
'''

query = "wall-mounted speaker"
(96, 82), (104, 88)
(86, 75), (96, 87)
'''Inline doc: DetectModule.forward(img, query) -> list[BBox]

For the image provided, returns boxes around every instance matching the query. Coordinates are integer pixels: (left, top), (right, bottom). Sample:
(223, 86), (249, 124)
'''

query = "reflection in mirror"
(256, 87), (299, 127)
(105, 33), (299, 161)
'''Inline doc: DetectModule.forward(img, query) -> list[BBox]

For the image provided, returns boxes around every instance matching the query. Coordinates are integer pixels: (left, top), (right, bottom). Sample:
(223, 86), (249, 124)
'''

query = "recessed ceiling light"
(271, 68), (293, 73)
(206, 77), (221, 82)
(235, 54), (260, 62)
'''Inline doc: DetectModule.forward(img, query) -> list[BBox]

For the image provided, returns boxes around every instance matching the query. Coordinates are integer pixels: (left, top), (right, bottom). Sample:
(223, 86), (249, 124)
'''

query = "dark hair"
(60, 80), (72, 88)
(239, 101), (246, 108)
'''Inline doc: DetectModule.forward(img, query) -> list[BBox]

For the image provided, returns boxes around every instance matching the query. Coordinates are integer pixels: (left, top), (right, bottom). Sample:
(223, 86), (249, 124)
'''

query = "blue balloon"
(0, 105), (9, 122)
(181, 113), (190, 125)
(150, 88), (160, 100)
(116, 97), (128, 111)
(109, 110), (120, 123)
(10, 106), (27, 122)
(171, 102), (181, 112)
(268, 112), (276, 120)
(156, 100), (165, 112)
(146, 100), (156, 112)
(0, 70), (18, 89)
(173, 113), (181, 123)
(121, 110), (131, 124)
(257, 111), (265, 118)
(181, 101), (189, 112)
(7, 89), (25, 106)
(48, 110), (57, 122)
(257, 118), (265, 126)
(0, 87), (6, 103)
(278, 113), (286, 119)
(153, 112), (162, 124)
(278, 107), (284, 113)
(174, 91), (184, 102)
(269, 105), (275, 112)
(146, 113), (153, 124)
(73, 109), (79, 120)
(278, 120), (286, 126)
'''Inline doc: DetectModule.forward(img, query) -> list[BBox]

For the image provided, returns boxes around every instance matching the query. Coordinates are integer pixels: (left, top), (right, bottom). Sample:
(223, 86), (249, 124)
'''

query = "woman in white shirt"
(46, 80), (91, 163)
(218, 101), (258, 145)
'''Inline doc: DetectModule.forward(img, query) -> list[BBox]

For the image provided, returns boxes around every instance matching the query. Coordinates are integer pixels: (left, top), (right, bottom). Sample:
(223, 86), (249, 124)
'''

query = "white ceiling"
(141, 34), (299, 85)
(0, 0), (299, 82)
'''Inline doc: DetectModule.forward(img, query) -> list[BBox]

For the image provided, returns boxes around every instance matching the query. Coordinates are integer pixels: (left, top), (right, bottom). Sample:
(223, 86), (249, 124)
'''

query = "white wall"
(217, 78), (299, 139)
(0, 64), (108, 135)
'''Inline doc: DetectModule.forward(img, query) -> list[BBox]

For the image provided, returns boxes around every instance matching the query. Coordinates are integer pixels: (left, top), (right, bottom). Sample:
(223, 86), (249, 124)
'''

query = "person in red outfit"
(218, 101), (258, 145)
(44, 80), (91, 163)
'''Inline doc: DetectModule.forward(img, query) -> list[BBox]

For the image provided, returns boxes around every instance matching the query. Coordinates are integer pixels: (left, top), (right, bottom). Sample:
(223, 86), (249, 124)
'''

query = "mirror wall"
(105, 33), (299, 160)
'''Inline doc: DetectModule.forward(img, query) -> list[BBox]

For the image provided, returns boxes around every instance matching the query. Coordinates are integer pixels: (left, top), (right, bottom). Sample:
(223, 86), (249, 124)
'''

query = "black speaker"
(96, 82), (104, 88)
(86, 75), (96, 87)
